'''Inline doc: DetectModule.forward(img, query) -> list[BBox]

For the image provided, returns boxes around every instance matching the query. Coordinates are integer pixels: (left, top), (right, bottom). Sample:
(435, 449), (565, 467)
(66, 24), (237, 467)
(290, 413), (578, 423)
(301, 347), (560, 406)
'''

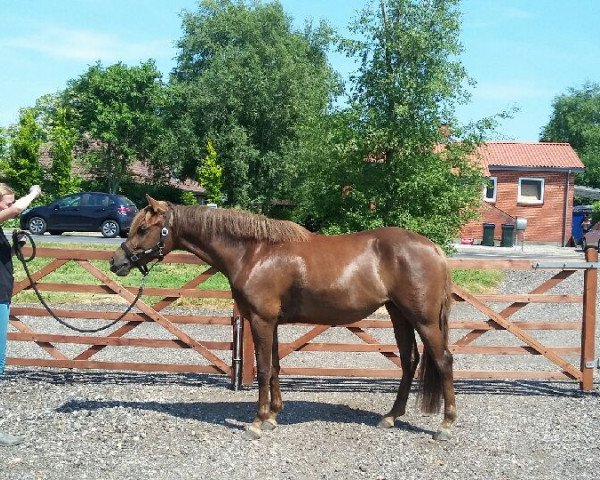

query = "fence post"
(580, 247), (598, 391)
(231, 303), (243, 390)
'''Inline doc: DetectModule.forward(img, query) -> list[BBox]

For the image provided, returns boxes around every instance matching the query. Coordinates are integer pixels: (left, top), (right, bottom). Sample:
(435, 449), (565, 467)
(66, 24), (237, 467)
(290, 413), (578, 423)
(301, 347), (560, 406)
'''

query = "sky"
(1, 0), (599, 141)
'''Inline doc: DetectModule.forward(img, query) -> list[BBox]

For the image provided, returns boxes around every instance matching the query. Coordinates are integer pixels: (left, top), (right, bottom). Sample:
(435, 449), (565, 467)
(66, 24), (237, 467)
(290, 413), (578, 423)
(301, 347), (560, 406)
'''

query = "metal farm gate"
(6, 247), (599, 391)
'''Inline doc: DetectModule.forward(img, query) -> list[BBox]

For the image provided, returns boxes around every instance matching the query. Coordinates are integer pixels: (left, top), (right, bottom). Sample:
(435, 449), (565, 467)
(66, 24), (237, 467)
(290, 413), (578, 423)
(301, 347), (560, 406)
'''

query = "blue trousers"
(0, 301), (9, 376)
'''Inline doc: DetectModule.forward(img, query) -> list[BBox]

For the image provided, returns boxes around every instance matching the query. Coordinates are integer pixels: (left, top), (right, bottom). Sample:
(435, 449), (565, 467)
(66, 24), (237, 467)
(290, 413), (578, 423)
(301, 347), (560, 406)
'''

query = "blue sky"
(1, 0), (599, 141)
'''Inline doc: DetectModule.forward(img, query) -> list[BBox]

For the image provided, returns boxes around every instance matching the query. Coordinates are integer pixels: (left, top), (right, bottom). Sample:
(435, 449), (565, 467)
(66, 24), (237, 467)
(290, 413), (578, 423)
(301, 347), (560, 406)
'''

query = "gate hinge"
(585, 358), (600, 369)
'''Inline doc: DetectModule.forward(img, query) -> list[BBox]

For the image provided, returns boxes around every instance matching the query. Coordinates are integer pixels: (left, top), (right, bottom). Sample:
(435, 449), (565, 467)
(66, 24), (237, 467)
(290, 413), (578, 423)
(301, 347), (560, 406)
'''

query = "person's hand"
(29, 185), (42, 197)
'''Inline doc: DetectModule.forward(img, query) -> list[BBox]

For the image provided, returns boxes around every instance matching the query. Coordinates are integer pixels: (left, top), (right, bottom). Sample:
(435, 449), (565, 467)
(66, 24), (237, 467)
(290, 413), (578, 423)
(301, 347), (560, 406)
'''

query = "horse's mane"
(173, 205), (312, 243)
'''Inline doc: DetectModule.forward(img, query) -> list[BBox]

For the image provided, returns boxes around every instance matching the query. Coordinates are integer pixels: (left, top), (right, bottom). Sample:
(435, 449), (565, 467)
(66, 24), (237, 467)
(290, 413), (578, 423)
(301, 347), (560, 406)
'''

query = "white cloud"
(0, 27), (171, 63)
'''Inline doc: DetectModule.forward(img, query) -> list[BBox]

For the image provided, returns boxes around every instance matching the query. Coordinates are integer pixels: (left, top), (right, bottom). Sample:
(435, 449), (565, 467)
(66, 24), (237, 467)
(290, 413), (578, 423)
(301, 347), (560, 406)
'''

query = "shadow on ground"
(54, 397), (434, 434)
(6, 368), (597, 398)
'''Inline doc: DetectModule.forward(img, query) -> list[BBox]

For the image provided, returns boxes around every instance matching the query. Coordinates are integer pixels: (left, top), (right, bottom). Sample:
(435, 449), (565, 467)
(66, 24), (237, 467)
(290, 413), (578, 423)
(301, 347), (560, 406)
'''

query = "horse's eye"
(137, 226), (148, 235)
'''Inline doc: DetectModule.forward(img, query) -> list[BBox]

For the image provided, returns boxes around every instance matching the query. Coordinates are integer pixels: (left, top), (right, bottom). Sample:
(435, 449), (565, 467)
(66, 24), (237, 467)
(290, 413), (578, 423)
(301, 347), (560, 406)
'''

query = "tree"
(198, 139), (223, 204)
(64, 60), (165, 193)
(48, 107), (81, 197)
(292, 0), (487, 246)
(0, 108), (44, 196)
(541, 82), (600, 187)
(170, 0), (340, 212)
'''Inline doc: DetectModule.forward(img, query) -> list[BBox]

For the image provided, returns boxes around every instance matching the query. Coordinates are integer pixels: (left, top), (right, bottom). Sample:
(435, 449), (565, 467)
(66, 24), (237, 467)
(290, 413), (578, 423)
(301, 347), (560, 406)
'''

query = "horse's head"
(109, 195), (175, 276)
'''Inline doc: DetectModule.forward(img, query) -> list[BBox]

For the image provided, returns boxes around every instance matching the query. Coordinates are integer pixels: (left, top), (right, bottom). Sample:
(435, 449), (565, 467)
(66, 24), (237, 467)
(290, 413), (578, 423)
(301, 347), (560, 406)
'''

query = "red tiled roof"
(40, 145), (205, 194)
(475, 142), (585, 174)
(130, 162), (206, 194)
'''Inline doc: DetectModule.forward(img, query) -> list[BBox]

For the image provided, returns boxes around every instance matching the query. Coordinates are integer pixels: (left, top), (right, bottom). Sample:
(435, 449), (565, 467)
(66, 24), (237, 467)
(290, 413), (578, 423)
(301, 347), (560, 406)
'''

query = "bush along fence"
(6, 246), (598, 392)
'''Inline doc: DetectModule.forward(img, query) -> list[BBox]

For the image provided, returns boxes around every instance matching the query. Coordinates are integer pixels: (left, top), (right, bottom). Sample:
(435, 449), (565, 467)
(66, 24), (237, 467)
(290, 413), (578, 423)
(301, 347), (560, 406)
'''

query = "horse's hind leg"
(378, 303), (419, 429)
(415, 323), (457, 441)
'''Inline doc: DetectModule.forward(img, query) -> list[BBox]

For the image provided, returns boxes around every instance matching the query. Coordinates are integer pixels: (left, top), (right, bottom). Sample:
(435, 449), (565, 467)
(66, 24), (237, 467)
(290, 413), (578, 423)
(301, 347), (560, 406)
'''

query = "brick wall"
(460, 170), (575, 244)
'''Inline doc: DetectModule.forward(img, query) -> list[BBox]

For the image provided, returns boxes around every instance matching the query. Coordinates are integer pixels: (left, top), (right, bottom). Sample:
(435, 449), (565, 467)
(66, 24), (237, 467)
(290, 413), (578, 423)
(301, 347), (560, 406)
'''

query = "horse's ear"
(146, 195), (169, 214)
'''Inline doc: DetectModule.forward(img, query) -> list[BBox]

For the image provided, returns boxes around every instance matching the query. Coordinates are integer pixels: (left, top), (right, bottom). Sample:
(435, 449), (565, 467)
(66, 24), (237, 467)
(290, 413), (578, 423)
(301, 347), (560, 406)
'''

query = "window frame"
(518, 177), (545, 205)
(484, 176), (497, 203)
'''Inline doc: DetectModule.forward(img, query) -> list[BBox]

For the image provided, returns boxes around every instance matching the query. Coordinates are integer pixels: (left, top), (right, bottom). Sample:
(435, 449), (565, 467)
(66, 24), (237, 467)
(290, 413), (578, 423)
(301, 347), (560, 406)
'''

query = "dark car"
(20, 192), (138, 238)
(582, 221), (600, 251)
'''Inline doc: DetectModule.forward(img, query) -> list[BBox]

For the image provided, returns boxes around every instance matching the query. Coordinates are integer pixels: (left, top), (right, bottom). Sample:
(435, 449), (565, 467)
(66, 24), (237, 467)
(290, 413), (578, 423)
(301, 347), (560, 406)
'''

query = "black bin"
(501, 223), (515, 247)
(481, 223), (495, 246)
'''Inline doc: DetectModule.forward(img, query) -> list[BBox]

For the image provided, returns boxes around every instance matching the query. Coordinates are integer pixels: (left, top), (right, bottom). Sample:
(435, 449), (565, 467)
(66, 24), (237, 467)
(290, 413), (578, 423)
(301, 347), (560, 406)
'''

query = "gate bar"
(533, 261), (600, 269)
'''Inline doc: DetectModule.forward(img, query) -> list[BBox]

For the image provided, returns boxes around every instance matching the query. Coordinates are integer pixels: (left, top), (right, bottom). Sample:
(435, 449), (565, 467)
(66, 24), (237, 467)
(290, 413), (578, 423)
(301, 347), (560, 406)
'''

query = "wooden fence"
(6, 246), (598, 391)
(8, 247), (236, 379)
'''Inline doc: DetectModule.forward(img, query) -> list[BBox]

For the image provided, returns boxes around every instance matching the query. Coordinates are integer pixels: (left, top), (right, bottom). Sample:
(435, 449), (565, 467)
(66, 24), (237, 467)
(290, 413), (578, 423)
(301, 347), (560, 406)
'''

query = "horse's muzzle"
(109, 255), (132, 276)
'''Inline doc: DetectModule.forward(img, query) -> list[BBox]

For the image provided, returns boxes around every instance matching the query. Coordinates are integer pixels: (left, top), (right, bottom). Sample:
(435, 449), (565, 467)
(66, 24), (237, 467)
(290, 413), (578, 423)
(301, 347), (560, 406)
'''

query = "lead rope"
(12, 230), (150, 333)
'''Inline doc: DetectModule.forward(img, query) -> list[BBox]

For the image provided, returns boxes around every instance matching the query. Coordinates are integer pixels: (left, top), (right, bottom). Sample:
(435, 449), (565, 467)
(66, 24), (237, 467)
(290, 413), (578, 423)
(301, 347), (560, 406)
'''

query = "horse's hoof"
(432, 429), (452, 441)
(261, 419), (277, 431)
(242, 425), (262, 441)
(377, 417), (395, 429)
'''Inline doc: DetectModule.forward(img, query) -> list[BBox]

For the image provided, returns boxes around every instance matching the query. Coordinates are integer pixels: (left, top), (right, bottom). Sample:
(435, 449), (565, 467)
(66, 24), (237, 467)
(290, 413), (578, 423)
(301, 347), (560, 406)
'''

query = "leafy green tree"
(198, 139), (223, 204)
(48, 107), (80, 197)
(0, 128), (8, 166)
(293, 0), (487, 246)
(541, 82), (600, 187)
(169, 0), (340, 212)
(0, 108), (44, 196)
(64, 60), (165, 193)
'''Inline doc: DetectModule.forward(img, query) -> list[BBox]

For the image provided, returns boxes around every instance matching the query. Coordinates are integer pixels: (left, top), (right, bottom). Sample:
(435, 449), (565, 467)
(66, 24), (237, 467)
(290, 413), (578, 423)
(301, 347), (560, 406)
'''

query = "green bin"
(501, 223), (515, 247)
(482, 223), (495, 246)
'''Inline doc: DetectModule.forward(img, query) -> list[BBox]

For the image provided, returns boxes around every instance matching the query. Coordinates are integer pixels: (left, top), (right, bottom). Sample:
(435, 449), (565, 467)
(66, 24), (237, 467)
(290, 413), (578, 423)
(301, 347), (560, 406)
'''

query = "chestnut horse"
(110, 196), (456, 441)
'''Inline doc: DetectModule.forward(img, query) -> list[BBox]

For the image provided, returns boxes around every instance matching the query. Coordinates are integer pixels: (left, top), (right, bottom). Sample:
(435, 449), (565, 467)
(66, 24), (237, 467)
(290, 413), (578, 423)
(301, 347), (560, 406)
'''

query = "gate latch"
(585, 358), (600, 369)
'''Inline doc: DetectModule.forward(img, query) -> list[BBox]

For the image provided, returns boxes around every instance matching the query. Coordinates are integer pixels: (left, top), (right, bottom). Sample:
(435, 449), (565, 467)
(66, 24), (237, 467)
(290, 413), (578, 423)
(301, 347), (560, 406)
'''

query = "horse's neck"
(175, 217), (248, 278)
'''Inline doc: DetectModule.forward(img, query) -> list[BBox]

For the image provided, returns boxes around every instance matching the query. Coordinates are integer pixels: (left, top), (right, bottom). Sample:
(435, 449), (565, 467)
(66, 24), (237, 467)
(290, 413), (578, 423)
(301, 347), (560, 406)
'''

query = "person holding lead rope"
(0, 183), (42, 447)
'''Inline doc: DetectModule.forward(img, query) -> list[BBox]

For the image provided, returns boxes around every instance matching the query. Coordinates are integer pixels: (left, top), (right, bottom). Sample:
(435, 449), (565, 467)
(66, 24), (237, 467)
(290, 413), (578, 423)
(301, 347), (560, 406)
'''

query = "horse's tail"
(417, 262), (453, 414)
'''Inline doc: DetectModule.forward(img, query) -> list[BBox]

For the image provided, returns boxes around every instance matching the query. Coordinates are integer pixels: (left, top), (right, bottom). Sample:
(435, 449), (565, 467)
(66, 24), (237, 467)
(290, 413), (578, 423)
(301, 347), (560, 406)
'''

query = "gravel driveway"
(1, 269), (599, 480)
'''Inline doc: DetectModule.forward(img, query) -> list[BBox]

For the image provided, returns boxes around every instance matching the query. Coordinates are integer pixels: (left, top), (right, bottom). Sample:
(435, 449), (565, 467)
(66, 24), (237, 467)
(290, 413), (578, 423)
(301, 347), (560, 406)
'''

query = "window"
(57, 195), (81, 208)
(518, 177), (544, 204)
(484, 177), (497, 203)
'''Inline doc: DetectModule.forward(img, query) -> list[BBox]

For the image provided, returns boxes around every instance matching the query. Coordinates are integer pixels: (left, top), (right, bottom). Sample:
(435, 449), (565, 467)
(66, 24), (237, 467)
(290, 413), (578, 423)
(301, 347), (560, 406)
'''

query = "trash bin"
(501, 223), (515, 247)
(482, 223), (495, 246)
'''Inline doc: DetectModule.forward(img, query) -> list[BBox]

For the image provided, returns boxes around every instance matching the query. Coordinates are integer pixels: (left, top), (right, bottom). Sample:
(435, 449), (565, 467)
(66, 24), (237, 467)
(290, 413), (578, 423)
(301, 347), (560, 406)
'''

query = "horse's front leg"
(243, 317), (275, 440)
(264, 325), (283, 430)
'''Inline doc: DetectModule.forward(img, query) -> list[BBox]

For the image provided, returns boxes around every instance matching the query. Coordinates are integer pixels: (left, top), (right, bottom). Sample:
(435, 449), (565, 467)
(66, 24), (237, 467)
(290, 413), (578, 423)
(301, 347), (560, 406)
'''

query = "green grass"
(451, 269), (504, 294)
(13, 240), (231, 307)
(12, 239), (504, 306)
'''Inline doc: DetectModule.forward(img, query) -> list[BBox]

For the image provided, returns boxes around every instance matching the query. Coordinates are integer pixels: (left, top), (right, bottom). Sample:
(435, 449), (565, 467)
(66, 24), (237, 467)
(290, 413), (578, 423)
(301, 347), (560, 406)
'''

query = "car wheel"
(101, 220), (120, 238)
(28, 216), (47, 235)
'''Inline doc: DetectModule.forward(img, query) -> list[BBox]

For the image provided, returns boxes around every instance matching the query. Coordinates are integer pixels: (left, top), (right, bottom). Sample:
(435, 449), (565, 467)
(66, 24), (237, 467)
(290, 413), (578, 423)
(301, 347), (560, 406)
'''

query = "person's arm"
(0, 185), (42, 223)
